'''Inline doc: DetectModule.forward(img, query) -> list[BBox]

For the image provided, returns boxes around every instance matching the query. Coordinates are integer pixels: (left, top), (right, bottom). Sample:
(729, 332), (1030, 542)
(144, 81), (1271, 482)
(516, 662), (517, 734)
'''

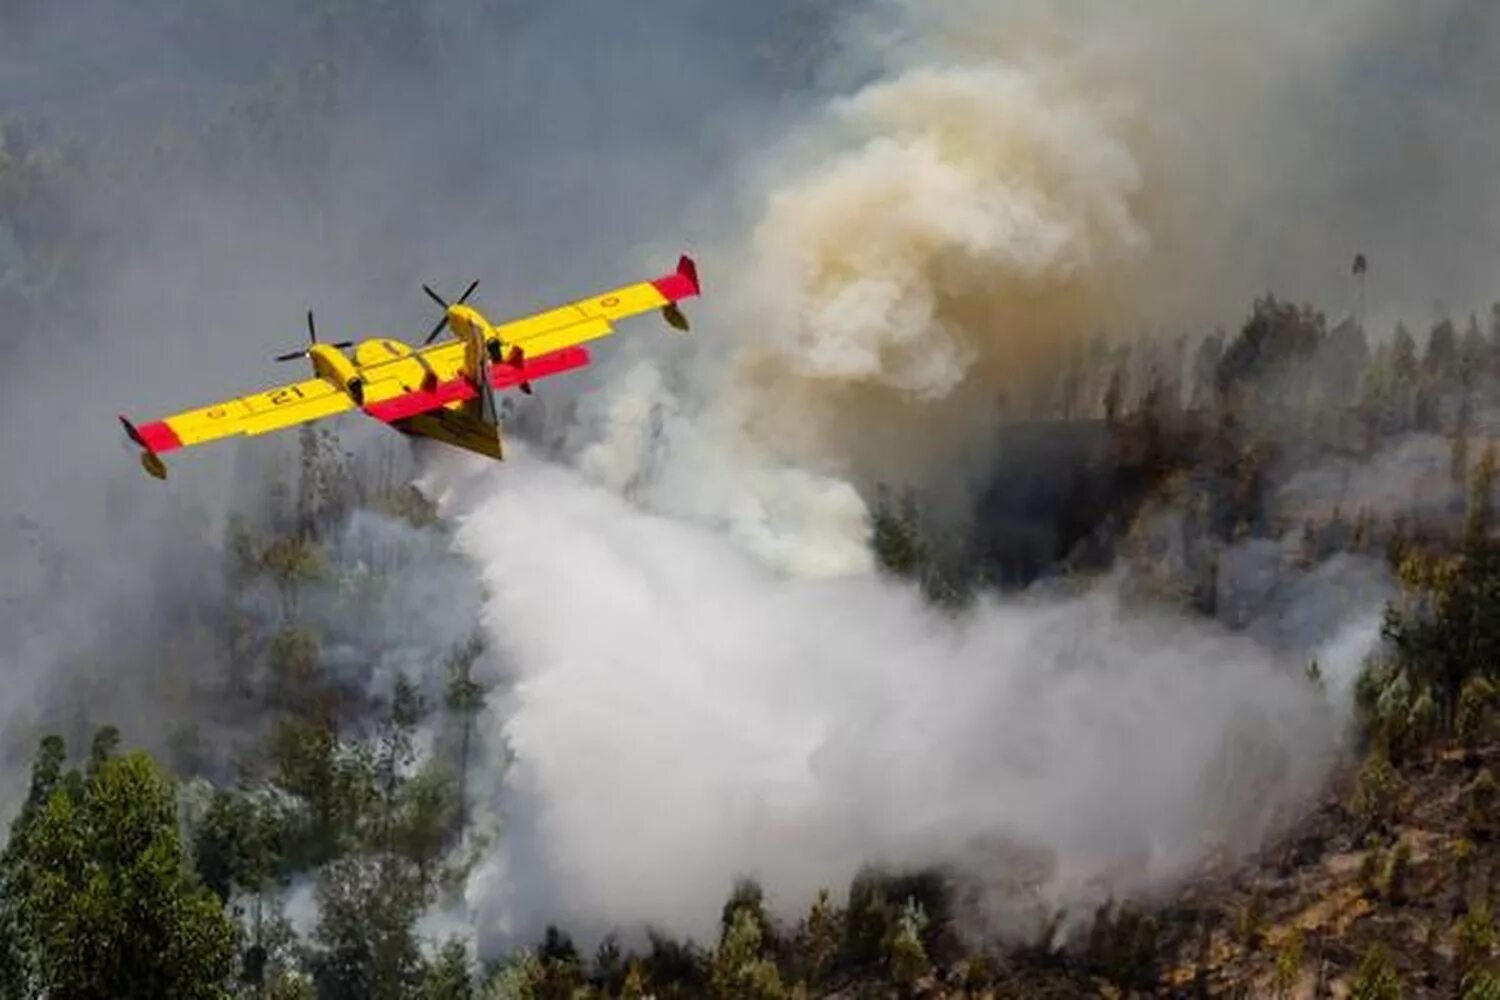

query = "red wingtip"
(135, 420), (183, 453)
(652, 255), (701, 303)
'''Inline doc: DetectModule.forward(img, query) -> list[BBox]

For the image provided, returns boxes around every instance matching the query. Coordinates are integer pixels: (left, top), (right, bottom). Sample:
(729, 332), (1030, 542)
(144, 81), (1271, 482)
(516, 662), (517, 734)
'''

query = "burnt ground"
(874, 734), (1500, 998)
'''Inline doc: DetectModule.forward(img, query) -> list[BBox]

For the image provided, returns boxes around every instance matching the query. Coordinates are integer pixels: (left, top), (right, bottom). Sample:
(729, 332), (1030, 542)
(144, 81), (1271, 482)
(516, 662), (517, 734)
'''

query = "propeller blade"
(306, 310), (318, 344)
(274, 350), (307, 362)
(421, 281), (477, 344)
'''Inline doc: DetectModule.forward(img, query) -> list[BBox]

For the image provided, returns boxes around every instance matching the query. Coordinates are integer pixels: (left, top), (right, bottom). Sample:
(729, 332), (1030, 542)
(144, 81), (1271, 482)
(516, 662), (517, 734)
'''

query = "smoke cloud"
(571, 0), (1500, 564)
(433, 0), (1500, 949)
(426, 449), (1365, 949)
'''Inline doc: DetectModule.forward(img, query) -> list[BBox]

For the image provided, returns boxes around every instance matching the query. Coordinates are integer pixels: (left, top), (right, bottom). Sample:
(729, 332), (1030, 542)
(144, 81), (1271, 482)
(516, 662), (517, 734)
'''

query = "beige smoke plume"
(576, 0), (1496, 570)
(729, 59), (1148, 480)
(580, 5), (1164, 562)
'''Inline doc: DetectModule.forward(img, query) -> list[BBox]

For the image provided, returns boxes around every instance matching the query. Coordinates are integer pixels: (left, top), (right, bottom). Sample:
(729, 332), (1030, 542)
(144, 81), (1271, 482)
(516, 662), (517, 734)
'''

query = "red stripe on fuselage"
(364, 377), (473, 423)
(364, 346), (591, 424)
(137, 421), (183, 453)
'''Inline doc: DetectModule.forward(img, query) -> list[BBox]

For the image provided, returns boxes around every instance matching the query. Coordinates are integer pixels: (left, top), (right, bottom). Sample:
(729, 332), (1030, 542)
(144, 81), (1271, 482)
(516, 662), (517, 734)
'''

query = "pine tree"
(418, 938), (474, 1000)
(1453, 393), (1473, 488)
(1104, 366), (1124, 425)
(311, 855), (430, 1000)
(870, 485), (926, 580)
(620, 960), (649, 1000)
(795, 889), (840, 988)
(887, 897), (930, 988)
(1426, 317), (1458, 380)
(710, 907), (785, 1000)
(443, 636), (487, 833)
(1467, 444), (1496, 545)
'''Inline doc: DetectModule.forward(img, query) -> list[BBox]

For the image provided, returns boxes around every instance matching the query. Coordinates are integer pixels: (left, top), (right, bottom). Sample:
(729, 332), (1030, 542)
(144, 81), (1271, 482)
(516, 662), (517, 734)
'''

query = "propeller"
(421, 279), (480, 344)
(275, 310), (352, 362)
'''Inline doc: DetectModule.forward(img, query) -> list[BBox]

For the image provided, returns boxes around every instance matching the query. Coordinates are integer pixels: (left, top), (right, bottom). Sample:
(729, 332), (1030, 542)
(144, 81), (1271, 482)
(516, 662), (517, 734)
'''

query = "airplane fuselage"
(307, 306), (500, 407)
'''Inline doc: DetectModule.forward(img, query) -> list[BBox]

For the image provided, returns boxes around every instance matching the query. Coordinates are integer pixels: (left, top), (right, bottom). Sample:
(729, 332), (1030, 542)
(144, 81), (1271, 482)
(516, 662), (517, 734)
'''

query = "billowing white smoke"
(424, 452), (1366, 949)
(416, 0), (1466, 951)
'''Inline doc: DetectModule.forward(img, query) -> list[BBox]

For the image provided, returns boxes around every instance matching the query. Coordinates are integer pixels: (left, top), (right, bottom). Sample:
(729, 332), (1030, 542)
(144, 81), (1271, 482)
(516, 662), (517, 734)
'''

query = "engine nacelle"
(309, 343), (365, 404)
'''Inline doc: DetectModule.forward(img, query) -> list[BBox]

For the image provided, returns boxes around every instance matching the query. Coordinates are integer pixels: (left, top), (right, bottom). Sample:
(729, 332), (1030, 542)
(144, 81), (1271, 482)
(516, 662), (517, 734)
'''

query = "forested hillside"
(6, 282), (1500, 995)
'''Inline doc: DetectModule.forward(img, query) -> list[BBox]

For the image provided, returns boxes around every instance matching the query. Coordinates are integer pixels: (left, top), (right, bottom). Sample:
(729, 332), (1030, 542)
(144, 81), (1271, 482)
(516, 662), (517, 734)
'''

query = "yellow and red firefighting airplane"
(119, 256), (700, 478)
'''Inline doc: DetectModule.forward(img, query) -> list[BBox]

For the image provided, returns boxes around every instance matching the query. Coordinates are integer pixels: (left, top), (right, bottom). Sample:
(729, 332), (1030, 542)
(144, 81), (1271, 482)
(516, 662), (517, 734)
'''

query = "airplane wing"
(359, 345), (593, 424)
(484, 254), (700, 358)
(120, 347), (591, 478)
(122, 377), (355, 460)
(360, 254), (700, 419)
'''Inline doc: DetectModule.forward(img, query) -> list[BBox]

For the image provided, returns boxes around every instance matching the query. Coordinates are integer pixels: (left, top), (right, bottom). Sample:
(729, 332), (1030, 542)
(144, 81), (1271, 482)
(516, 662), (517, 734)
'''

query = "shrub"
(1084, 902), (1160, 990)
(1348, 944), (1402, 1000)
(1386, 840), (1412, 903)
(1351, 749), (1402, 832)
(1238, 891), (1267, 950)
(1457, 677), (1497, 751)
(1468, 770), (1497, 840)
(1457, 902), (1496, 981)
(1463, 971), (1500, 1000)
(1358, 848), (1383, 899)
(1273, 929), (1303, 997)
